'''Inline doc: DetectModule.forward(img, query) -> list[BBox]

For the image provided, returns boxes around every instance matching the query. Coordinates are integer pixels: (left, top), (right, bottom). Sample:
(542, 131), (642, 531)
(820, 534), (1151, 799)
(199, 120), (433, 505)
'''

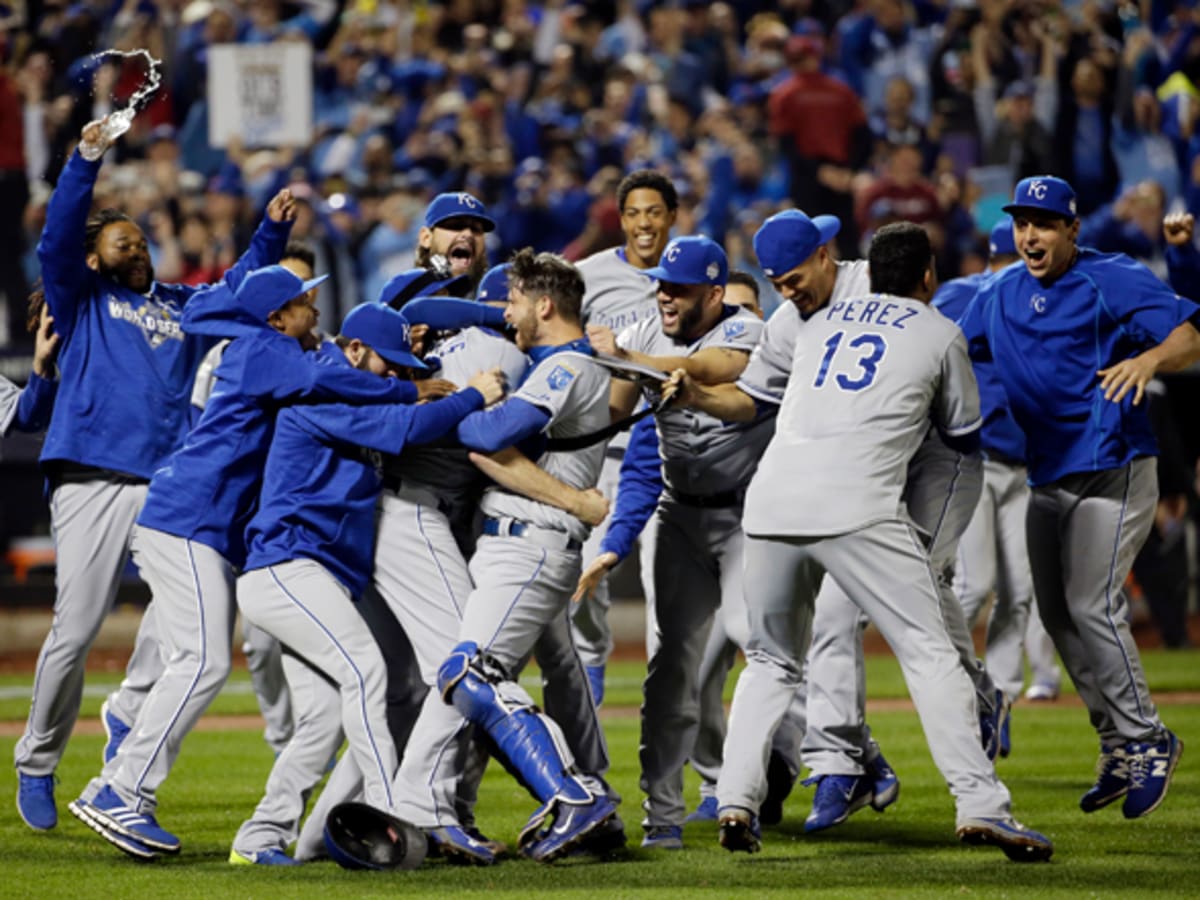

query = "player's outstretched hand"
(572, 552), (618, 604)
(79, 117), (115, 160)
(586, 324), (623, 358)
(573, 487), (610, 527)
(467, 368), (506, 406)
(414, 378), (458, 402)
(32, 308), (60, 379)
(1163, 212), (1194, 246)
(1097, 355), (1156, 405)
(266, 189), (298, 223)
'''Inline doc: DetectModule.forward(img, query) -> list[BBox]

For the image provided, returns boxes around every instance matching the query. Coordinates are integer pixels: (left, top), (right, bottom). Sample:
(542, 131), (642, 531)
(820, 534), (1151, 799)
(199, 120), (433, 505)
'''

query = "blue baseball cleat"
(427, 824), (496, 865)
(1080, 746), (1132, 812)
(1122, 730), (1183, 819)
(685, 795), (719, 822)
(803, 774), (873, 833)
(641, 824), (683, 850)
(520, 794), (617, 863)
(78, 785), (180, 854)
(229, 847), (302, 866)
(16, 772), (57, 831)
(956, 816), (1053, 862)
(867, 750), (900, 811)
(69, 796), (159, 860)
(100, 700), (131, 764)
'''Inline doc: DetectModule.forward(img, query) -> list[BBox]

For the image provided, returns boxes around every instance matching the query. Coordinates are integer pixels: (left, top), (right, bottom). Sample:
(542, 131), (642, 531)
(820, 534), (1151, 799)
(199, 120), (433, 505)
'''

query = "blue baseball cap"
(476, 263), (511, 303)
(377, 268), (470, 309)
(643, 236), (728, 286)
(753, 210), (841, 277)
(423, 192), (496, 232)
(234, 265), (328, 322)
(988, 216), (1017, 257)
(341, 303), (428, 370)
(1002, 176), (1078, 220)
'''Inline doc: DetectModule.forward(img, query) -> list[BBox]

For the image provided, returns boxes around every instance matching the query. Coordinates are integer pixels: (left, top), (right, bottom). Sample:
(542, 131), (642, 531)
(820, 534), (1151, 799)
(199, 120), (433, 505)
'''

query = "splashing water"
(89, 49), (163, 142)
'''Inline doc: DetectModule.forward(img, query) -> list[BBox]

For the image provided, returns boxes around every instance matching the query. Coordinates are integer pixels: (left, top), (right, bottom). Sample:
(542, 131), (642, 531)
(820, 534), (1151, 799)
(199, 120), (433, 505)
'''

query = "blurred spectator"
(855, 142), (943, 251)
(769, 33), (870, 258)
(840, 0), (938, 122)
(1079, 179), (1168, 274)
(868, 75), (938, 173)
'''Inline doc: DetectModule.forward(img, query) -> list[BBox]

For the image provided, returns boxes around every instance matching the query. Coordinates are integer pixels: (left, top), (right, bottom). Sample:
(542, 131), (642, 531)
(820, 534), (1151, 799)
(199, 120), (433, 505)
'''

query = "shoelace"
(1125, 745), (1152, 791)
(1097, 747), (1132, 784)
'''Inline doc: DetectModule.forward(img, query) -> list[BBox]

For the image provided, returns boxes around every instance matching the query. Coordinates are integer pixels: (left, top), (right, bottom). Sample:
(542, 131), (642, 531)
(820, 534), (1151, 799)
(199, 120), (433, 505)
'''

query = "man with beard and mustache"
(414, 193), (494, 293)
(14, 116), (297, 832)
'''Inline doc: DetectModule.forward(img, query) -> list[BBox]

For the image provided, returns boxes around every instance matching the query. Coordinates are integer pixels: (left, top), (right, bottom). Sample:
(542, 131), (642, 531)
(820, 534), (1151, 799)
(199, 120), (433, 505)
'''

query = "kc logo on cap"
(643, 236), (728, 286)
(423, 192), (496, 232)
(1002, 176), (1078, 220)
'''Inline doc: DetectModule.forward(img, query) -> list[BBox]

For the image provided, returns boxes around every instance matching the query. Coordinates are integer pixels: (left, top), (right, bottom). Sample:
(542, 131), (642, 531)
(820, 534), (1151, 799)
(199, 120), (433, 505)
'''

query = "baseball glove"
(323, 802), (428, 871)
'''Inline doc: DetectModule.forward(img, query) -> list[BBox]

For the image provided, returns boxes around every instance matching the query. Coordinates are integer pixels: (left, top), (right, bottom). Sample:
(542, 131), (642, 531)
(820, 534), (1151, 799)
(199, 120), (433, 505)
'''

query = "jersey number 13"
(813, 331), (888, 392)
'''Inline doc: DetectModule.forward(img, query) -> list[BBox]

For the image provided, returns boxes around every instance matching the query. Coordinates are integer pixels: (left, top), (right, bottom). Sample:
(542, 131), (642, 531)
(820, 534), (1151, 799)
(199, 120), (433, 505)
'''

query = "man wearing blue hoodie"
(15, 117), (298, 832)
(67, 267), (442, 861)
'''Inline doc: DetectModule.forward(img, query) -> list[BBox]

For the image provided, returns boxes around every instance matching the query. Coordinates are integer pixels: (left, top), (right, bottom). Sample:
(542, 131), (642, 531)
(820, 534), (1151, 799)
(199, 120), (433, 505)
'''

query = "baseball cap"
(1002, 176), (1078, 220)
(753, 209), (841, 277)
(340, 303), (428, 370)
(476, 263), (511, 303)
(234, 265), (329, 322)
(988, 216), (1017, 257)
(377, 268), (470, 309)
(423, 192), (496, 232)
(1002, 80), (1035, 101)
(643, 236), (728, 286)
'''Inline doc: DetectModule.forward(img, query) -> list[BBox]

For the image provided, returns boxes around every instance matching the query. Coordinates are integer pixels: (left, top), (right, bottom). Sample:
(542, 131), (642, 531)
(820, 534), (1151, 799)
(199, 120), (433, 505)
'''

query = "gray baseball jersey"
(1, 376), (20, 434)
(618, 307), (772, 496)
(578, 247), (659, 334)
(479, 352), (610, 542)
(388, 327), (529, 501)
(738, 260), (871, 406)
(741, 292), (980, 538)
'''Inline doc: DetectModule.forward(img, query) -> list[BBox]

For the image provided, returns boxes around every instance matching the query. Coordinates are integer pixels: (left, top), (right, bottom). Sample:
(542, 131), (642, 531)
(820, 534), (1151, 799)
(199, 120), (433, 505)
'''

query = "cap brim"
(813, 214), (842, 245)
(640, 265), (705, 284)
(1000, 203), (1075, 219)
(429, 213), (496, 233)
(375, 347), (429, 371)
(299, 273), (330, 294)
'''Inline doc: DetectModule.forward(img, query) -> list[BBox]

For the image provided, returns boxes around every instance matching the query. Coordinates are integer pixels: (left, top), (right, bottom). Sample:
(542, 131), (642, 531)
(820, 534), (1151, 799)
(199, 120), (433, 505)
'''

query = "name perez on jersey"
(823, 297), (920, 330)
(107, 295), (185, 347)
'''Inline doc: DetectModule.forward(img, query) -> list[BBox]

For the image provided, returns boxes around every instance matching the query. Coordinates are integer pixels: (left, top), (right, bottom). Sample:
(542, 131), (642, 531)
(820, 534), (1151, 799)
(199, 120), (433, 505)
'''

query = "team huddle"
(8, 113), (1197, 869)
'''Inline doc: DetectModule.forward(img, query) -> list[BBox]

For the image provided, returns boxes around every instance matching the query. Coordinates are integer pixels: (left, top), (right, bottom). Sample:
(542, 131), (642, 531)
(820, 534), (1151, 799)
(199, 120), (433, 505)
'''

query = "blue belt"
(481, 516), (582, 551)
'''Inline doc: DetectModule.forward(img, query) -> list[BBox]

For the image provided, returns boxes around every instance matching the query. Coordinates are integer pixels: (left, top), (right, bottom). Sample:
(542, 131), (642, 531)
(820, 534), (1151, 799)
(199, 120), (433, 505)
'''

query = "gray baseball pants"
(1025, 458), (1164, 746)
(15, 476), (147, 776)
(81, 525), (236, 814)
(719, 523), (1012, 826)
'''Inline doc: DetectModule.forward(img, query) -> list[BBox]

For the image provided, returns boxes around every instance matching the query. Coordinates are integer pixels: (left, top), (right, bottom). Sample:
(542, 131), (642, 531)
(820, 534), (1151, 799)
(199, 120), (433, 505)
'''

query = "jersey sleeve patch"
(546, 363), (577, 391)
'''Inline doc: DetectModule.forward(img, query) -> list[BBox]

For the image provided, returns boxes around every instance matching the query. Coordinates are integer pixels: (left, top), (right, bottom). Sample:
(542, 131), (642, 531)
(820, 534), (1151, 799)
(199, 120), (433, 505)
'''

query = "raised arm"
(589, 323), (750, 384)
(36, 120), (110, 337)
(215, 189), (296, 293)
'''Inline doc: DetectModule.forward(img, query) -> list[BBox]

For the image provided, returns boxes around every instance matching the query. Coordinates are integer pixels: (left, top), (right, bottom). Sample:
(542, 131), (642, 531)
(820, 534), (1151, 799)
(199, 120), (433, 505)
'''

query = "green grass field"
(1, 652), (1198, 898)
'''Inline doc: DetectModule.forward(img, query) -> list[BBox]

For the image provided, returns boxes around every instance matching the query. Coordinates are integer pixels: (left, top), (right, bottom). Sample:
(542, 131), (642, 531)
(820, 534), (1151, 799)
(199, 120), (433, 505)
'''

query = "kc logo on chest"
(1030, 294), (1047, 314)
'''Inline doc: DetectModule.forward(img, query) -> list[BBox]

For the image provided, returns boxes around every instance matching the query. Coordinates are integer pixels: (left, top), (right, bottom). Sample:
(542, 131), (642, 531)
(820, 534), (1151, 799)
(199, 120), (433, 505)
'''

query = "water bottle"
(100, 107), (135, 142)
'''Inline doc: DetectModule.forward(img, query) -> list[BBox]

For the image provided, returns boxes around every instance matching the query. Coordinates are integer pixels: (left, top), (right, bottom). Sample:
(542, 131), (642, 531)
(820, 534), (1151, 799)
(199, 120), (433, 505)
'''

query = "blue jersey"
(959, 248), (1200, 485)
(933, 270), (1026, 462)
(37, 151), (291, 480)
(244, 351), (485, 596)
(138, 297), (418, 567)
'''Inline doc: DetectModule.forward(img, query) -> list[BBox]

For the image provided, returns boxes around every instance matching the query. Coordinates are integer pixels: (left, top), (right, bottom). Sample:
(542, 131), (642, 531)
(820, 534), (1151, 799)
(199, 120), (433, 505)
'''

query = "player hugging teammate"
(13, 115), (1192, 872)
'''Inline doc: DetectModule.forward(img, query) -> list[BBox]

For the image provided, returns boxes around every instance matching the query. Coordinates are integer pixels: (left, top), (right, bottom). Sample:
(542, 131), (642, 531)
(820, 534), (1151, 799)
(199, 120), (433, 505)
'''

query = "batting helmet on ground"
(323, 802), (428, 871)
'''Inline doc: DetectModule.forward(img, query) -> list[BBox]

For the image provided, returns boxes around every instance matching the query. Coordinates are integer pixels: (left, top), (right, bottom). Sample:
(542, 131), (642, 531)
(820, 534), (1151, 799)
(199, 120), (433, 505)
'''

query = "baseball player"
(97, 243), (324, 767)
(0, 296), (59, 442)
(573, 169), (677, 703)
(958, 175), (1198, 818)
(236, 302), (503, 862)
(14, 116), (296, 832)
(394, 249), (618, 863)
(671, 221), (1053, 861)
(934, 218), (1059, 749)
(417, 192), (494, 290)
(584, 235), (778, 849)
(67, 265), (446, 861)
